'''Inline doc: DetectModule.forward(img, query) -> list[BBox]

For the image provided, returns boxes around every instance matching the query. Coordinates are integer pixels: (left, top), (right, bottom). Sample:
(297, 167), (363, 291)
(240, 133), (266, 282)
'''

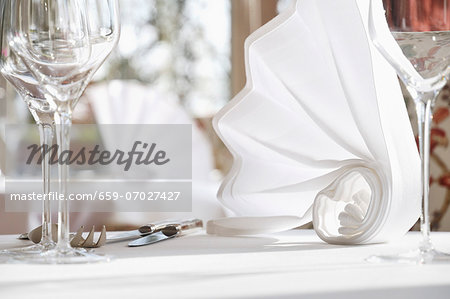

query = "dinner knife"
(128, 218), (203, 247)
(106, 219), (181, 243)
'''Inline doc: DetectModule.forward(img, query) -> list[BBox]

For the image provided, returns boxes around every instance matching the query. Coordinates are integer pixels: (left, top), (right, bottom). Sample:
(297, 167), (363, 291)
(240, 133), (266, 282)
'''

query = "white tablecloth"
(1, 230), (450, 299)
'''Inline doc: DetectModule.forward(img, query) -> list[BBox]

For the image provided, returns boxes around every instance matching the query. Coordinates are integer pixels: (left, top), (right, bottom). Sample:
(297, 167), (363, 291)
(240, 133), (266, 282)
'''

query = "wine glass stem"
(38, 122), (54, 245)
(415, 93), (437, 252)
(55, 110), (72, 250)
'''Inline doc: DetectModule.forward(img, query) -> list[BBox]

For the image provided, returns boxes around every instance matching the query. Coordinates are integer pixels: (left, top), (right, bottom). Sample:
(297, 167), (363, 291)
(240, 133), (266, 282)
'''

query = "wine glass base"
(0, 240), (56, 256)
(367, 248), (450, 264)
(6, 246), (111, 264)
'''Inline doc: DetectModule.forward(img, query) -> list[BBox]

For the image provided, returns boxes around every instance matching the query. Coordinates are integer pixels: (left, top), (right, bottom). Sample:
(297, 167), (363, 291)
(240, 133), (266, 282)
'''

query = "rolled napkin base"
(313, 164), (387, 245)
(207, 215), (309, 237)
(207, 165), (388, 244)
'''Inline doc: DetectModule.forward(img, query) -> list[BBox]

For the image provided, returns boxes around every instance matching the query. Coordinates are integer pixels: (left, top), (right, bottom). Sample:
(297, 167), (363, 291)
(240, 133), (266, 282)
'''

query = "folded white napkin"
(210, 0), (421, 244)
(87, 80), (214, 181)
(85, 80), (225, 226)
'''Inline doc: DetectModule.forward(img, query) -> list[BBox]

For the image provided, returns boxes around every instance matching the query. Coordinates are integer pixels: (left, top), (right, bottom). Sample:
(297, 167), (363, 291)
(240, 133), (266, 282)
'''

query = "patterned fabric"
(430, 83), (450, 230)
(383, 0), (450, 31)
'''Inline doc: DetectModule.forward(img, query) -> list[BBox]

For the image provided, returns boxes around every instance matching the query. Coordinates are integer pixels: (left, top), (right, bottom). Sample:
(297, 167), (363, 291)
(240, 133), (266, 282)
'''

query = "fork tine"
(70, 226), (85, 247)
(95, 225), (107, 247)
(82, 226), (96, 248)
(69, 225), (107, 248)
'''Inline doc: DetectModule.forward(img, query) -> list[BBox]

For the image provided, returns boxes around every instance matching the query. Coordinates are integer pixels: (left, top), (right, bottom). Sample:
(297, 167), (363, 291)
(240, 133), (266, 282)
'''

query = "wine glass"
(368, 0), (450, 263)
(8, 0), (120, 264)
(0, 0), (57, 256)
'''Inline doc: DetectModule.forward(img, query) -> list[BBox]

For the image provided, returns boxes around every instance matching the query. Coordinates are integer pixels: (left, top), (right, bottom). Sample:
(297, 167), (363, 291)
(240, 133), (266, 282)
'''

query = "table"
(1, 230), (450, 299)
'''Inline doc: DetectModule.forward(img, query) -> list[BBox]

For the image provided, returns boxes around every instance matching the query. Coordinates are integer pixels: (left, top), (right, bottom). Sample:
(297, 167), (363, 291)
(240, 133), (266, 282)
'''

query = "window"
(95, 0), (231, 118)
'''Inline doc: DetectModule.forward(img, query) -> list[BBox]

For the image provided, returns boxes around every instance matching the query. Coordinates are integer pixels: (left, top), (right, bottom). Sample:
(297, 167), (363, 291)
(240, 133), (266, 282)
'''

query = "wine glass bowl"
(370, 1), (450, 94)
(70, 0), (120, 109)
(393, 32), (450, 79)
(8, 0), (92, 105)
(0, 54), (57, 125)
(386, 1), (450, 88)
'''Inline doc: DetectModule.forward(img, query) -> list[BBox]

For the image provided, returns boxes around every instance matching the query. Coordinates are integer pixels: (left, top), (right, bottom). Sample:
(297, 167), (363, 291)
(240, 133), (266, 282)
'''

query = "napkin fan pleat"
(210, 0), (421, 244)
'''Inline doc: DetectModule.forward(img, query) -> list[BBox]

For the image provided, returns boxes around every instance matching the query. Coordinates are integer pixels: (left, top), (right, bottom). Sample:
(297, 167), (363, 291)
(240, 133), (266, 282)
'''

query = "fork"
(70, 225), (107, 248)
(21, 224), (107, 248)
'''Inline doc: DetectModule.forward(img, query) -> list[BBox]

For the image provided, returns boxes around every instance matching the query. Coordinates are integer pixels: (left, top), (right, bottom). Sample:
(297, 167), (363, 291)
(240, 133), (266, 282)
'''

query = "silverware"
(70, 225), (107, 248)
(22, 224), (59, 243)
(128, 219), (203, 247)
(18, 233), (31, 240)
(71, 219), (189, 247)
(20, 218), (203, 248)
(21, 219), (181, 243)
(138, 219), (182, 234)
(106, 219), (182, 243)
(127, 232), (175, 247)
(104, 230), (143, 243)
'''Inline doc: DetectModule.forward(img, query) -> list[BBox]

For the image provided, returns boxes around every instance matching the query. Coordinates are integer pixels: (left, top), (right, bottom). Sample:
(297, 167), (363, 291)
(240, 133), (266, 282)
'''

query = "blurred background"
(0, 0), (449, 233)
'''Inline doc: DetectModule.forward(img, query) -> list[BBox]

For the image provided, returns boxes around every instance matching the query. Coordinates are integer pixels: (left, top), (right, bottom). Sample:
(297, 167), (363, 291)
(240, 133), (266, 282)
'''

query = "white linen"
(1, 231), (450, 299)
(87, 80), (214, 182)
(211, 0), (421, 244)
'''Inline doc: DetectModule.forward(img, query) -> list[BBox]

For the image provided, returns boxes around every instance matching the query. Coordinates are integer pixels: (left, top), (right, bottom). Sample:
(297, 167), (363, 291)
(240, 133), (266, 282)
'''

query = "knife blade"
(127, 231), (175, 247)
(128, 219), (203, 247)
(106, 230), (144, 243)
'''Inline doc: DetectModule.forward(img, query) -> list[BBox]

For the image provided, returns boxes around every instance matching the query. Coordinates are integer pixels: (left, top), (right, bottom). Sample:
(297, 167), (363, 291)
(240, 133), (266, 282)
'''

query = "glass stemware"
(6, 0), (120, 264)
(0, 0), (57, 256)
(369, 0), (450, 263)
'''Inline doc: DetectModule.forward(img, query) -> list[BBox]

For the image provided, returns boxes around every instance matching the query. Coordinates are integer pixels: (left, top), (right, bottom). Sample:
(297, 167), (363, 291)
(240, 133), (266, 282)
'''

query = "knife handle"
(161, 219), (203, 237)
(138, 219), (180, 235)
